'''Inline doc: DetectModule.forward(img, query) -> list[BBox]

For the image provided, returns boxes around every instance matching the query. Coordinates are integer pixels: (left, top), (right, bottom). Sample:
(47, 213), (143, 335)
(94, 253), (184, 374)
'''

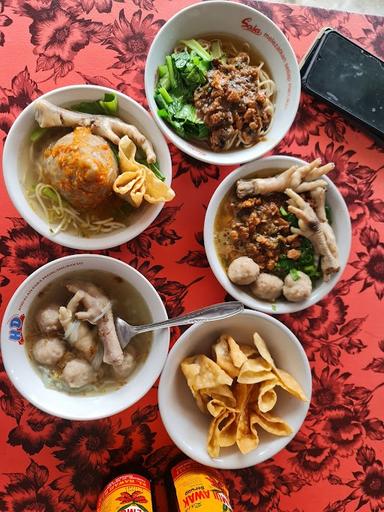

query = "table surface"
(0, 1), (383, 511)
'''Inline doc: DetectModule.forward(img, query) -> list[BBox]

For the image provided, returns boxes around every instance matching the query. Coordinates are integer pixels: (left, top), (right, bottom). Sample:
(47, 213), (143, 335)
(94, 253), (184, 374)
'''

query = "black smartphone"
(300, 28), (384, 140)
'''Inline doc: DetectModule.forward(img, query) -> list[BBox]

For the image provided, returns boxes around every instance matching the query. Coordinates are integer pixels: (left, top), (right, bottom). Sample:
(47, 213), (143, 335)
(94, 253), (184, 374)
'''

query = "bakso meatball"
(36, 304), (61, 334)
(32, 336), (66, 366)
(62, 358), (97, 389)
(283, 271), (312, 302)
(250, 273), (283, 301)
(42, 127), (118, 210)
(227, 257), (260, 285)
(113, 345), (137, 380)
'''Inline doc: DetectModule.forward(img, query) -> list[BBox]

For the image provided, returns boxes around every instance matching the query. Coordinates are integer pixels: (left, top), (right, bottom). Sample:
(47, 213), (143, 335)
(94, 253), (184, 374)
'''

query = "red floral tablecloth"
(0, 0), (383, 510)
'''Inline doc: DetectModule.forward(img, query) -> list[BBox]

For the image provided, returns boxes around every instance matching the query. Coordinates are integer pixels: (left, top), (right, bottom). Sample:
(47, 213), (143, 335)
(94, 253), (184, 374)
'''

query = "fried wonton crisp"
(113, 136), (174, 207)
(180, 331), (307, 458)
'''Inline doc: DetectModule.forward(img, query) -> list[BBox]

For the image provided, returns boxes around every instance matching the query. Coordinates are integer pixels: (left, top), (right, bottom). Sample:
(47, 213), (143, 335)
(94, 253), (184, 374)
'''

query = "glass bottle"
(166, 456), (233, 512)
(97, 462), (156, 512)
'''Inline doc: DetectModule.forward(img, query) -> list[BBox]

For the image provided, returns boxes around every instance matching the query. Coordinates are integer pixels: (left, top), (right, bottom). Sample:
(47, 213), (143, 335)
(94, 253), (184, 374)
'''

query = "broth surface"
(24, 269), (152, 395)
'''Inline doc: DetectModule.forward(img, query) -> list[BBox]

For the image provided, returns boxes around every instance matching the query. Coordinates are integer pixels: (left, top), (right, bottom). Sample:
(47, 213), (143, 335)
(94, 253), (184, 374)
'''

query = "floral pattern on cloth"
(0, 1), (384, 511)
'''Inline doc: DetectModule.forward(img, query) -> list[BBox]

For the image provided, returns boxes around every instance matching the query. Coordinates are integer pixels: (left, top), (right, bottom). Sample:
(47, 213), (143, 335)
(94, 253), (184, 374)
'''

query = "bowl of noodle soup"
(145, 1), (301, 166)
(2, 85), (173, 250)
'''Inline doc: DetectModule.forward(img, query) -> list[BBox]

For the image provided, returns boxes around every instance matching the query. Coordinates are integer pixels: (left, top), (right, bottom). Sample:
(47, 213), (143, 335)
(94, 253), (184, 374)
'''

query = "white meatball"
(32, 337), (66, 366)
(113, 345), (137, 380)
(62, 359), (96, 389)
(227, 257), (260, 285)
(250, 273), (283, 301)
(36, 304), (61, 334)
(283, 271), (312, 302)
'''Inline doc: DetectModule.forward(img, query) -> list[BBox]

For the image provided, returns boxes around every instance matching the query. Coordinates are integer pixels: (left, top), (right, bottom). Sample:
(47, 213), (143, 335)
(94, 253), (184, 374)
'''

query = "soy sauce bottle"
(97, 462), (156, 512)
(166, 456), (233, 512)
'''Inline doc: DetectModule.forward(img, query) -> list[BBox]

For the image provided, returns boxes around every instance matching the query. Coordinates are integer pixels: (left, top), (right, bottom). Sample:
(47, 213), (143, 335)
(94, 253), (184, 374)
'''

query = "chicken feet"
(285, 189), (340, 280)
(66, 281), (123, 366)
(35, 99), (156, 164)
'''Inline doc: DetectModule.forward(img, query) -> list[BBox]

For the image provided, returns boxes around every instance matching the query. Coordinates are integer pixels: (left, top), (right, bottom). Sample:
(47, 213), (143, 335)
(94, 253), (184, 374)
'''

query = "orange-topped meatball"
(42, 127), (118, 210)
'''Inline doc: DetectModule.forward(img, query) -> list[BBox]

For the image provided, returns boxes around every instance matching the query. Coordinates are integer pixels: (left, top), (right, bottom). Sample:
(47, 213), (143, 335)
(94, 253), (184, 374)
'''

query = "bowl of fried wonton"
(2, 85), (173, 250)
(158, 310), (311, 469)
(1, 254), (170, 420)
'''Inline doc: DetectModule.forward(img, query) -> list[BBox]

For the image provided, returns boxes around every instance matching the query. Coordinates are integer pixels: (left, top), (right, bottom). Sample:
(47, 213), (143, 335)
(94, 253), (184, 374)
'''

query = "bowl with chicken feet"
(204, 155), (351, 314)
(1, 254), (169, 420)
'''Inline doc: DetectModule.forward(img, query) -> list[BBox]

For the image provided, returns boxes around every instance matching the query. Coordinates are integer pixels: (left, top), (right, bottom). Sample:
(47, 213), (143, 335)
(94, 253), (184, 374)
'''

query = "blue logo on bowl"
(9, 314), (24, 344)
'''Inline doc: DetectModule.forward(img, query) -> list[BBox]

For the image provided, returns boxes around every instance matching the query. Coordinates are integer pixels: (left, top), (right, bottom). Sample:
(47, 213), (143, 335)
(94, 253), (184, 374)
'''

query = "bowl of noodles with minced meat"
(144, 1), (301, 166)
(2, 84), (174, 250)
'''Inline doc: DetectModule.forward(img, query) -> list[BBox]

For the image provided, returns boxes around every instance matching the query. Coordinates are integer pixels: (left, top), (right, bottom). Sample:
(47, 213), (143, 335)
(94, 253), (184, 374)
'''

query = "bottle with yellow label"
(97, 463), (156, 512)
(166, 457), (233, 512)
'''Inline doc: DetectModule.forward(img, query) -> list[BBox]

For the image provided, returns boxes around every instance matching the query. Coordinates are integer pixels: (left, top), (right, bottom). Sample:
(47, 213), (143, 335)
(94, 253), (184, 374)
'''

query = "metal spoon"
(115, 301), (244, 349)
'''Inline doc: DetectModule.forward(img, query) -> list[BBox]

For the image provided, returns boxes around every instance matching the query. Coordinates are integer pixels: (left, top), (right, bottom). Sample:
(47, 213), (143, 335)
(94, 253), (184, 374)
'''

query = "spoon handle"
(132, 301), (244, 334)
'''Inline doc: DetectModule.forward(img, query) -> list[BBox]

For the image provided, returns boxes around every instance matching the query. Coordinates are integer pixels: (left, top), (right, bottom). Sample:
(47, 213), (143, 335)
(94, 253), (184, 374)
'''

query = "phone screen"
(303, 31), (384, 133)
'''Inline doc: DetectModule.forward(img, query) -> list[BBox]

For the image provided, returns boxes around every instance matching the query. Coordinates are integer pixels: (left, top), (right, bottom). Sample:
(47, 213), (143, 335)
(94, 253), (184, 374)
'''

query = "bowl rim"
(2, 84), (172, 251)
(144, 0), (301, 166)
(0, 254), (170, 420)
(203, 155), (352, 314)
(158, 309), (312, 469)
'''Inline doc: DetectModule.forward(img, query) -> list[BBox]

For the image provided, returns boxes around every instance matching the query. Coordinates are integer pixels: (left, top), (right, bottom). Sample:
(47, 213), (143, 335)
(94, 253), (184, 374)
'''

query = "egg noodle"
(29, 183), (126, 236)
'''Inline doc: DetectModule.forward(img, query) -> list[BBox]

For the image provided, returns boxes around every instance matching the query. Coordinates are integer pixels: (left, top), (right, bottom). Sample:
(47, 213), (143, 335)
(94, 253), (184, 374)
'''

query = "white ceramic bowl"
(145, 1), (300, 166)
(204, 156), (352, 314)
(1, 254), (169, 420)
(2, 84), (172, 250)
(159, 310), (311, 469)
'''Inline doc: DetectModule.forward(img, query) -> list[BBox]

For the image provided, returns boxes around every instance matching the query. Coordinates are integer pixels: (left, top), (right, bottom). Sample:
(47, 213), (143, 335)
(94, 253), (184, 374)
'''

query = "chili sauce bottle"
(97, 463), (156, 512)
(166, 457), (233, 512)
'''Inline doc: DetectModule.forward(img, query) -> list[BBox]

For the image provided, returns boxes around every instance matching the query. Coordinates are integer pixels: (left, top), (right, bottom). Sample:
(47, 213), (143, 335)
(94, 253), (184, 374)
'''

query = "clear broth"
(24, 270), (153, 395)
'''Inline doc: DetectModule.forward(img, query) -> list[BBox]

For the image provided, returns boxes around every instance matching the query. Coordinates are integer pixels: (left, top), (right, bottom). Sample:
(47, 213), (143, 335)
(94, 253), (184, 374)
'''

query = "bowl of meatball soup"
(204, 155), (351, 314)
(1, 254), (169, 420)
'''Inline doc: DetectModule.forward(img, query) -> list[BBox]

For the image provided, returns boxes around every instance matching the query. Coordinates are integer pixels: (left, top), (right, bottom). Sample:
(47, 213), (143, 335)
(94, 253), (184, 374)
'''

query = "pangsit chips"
(181, 332), (308, 458)
(113, 136), (175, 207)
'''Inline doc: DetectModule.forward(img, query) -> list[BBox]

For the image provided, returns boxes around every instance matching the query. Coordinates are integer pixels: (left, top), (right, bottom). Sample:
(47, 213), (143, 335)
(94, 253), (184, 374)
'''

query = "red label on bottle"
(97, 473), (153, 512)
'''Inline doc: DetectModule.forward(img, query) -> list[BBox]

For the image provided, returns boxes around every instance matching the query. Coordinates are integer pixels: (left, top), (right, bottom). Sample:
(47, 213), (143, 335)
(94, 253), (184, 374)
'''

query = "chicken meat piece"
(59, 295), (99, 362)
(227, 256), (260, 285)
(66, 281), (123, 366)
(62, 358), (97, 389)
(32, 336), (66, 366)
(35, 99), (156, 163)
(36, 304), (61, 334)
(42, 127), (118, 210)
(283, 271), (312, 302)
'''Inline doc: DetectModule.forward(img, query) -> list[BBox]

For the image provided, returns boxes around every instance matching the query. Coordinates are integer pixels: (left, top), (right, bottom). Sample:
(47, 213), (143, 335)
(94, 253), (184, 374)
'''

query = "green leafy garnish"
(276, 238), (321, 281)
(290, 268), (300, 281)
(30, 126), (48, 142)
(71, 92), (118, 116)
(154, 39), (212, 140)
(279, 206), (299, 227)
(137, 158), (165, 182)
(41, 186), (58, 203)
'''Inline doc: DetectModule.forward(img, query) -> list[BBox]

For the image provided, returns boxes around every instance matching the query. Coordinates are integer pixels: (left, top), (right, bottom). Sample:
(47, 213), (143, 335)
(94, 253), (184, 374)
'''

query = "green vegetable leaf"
(290, 268), (300, 281)
(180, 39), (212, 61)
(136, 157), (165, 182)
(276, 238), (320, 281)
(279, 206), (299, 227)
(71, 92), (118, 116)
(30, 126), (48, 142)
